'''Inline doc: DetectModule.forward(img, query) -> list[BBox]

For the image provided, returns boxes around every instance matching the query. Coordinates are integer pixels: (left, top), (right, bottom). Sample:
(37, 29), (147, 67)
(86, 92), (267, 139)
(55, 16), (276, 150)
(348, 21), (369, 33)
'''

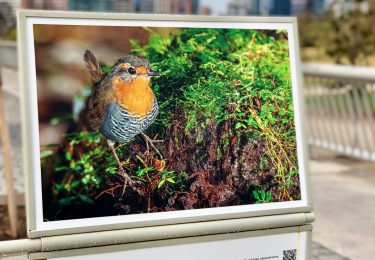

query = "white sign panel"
(47, 230), (309, 260)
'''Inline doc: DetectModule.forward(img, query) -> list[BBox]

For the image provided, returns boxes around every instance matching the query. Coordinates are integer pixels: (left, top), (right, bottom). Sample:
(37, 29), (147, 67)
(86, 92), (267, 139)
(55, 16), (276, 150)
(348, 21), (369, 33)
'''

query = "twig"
(95, 183), (122, 199)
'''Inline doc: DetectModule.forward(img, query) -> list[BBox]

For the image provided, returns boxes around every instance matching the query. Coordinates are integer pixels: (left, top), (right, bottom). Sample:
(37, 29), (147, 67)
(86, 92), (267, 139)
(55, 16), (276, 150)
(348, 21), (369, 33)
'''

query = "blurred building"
(138, 0), (153, 13)
(154, 0), (172, 13)
(184, 0), (199, 14)
(171, 0), (199, 14)
(19, 0), (201, 14)
(249, 0), (261, 14)
(227, 0), (293, 16)
(22, 0), (69, 10)
(269, 0), (291, 15)
(68, 0), (112, 11)
(1, 0), (20, 15)
(312, 0), (326, 12)
(291, 0), (307, 15)
(200, 5), (211, 15)
(112, 0), (135, 13)
(0, 1), (16, 37)
(0, 2), (16, 23)
(228, 0), (258, 15)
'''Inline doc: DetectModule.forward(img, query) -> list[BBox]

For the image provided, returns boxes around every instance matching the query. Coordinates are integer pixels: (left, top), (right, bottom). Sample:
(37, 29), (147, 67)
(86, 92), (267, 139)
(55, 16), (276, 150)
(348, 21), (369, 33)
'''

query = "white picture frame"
(18, 10), (311, 238)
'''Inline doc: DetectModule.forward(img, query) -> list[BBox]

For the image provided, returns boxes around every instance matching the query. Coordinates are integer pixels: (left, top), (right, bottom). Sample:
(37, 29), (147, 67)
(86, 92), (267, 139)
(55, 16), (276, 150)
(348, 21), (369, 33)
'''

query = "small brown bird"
(83, 50), (160, 191)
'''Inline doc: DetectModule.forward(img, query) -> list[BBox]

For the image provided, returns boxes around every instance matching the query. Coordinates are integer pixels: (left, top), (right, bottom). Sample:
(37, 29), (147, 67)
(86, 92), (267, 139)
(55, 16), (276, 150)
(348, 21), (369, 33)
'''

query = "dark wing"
(85, 85), (111, 130)
(82, 50), (110, 130)
(84, 49), (104, 84)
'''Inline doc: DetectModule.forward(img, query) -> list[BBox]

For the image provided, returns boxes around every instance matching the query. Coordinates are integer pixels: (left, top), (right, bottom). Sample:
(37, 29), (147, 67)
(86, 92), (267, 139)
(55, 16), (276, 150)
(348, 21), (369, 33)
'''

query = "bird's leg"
(107, 139), (134, 195)
(141, 132), (163, 159)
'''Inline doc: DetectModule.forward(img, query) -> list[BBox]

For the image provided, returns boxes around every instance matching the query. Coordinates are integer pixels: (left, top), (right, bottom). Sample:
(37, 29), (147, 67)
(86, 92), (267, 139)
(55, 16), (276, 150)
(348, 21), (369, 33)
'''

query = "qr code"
(283, 249), (297, 260)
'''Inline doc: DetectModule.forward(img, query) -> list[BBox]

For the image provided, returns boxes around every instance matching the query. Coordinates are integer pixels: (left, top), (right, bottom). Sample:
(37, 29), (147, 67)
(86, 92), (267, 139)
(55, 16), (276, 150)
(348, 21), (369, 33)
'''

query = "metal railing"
(302, 63), (375, 161)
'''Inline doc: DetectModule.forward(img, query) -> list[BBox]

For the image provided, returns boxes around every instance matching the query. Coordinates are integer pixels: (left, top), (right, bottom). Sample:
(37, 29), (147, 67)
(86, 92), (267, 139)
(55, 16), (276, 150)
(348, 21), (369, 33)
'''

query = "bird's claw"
(117, 168), (140, 196)
(141, 133), (163, 159)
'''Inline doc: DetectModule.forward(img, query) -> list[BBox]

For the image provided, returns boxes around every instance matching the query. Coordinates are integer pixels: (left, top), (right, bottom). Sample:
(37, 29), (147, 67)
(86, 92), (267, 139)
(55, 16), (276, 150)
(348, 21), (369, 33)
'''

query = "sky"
(200, 0), (231, 15)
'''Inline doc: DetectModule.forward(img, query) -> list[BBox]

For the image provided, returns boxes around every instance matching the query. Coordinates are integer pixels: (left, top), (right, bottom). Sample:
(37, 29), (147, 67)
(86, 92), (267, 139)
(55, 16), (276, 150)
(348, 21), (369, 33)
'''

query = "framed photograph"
(18, 10), (311, 238)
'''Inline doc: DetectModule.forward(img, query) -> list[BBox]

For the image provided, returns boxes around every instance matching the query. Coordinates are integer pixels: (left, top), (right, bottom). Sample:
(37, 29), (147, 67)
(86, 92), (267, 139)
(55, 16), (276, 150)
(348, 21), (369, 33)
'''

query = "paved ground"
(311, 242), (349, 260)
(309, 148), (375, 260)
(1, 68), (374, 259)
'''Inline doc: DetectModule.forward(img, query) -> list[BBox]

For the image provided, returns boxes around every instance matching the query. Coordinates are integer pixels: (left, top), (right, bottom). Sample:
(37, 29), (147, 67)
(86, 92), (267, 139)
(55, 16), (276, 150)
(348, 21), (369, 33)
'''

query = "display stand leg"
(0, 69), (18, 238)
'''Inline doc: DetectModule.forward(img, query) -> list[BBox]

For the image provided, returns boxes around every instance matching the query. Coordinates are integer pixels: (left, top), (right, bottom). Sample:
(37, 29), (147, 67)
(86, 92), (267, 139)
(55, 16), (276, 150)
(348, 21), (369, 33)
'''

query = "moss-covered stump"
(41, 27), (301, 220)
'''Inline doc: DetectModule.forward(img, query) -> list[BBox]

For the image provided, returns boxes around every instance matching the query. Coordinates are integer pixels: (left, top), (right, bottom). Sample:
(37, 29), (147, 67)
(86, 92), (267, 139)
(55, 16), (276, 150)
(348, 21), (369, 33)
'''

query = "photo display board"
(18, 11), (311, 237)
(29, 226), (312, 260)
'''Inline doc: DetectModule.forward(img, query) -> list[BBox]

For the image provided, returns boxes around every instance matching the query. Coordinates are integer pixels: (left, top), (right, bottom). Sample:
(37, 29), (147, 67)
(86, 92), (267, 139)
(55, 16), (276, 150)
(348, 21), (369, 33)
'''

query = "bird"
(83, 49), (161, 192)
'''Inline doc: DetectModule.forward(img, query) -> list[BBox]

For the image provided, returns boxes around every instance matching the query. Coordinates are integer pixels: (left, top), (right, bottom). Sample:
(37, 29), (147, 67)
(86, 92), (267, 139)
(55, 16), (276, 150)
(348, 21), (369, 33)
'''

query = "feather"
(84, 49), (104, 84)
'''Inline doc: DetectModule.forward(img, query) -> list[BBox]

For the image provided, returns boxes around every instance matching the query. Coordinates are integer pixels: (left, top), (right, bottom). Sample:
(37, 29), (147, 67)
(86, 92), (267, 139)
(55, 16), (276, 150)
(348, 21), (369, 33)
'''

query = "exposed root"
(95, 183), (122, 199)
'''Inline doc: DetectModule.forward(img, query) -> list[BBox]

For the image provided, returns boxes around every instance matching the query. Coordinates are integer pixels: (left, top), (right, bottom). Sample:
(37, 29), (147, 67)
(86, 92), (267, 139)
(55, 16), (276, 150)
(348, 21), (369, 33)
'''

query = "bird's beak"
(147, 71), (161, 77)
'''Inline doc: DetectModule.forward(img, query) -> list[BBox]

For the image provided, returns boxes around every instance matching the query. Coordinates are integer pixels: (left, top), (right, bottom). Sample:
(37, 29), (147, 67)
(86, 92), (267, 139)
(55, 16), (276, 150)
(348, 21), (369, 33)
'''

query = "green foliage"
(252, 189), (272, 204)
(157, 170), (176, 189)
(133, 156), (189, 194)
(51, 131), (107, 206)
(100, 64), (112, 74)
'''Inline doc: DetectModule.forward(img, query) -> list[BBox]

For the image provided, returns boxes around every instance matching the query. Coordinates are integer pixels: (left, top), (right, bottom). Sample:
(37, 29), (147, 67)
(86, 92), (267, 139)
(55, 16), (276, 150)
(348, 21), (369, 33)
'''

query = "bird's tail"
(84, 49), (104, 84)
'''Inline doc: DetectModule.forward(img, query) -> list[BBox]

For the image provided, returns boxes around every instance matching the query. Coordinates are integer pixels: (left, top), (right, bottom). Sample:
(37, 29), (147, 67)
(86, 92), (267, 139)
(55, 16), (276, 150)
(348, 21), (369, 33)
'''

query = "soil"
(42, 109), (300, 220)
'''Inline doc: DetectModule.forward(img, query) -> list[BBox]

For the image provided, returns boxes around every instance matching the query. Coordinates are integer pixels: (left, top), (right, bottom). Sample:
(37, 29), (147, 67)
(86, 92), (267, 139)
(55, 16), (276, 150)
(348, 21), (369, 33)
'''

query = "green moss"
(132, 28), (298, 200)
(131, 28), (293, 139)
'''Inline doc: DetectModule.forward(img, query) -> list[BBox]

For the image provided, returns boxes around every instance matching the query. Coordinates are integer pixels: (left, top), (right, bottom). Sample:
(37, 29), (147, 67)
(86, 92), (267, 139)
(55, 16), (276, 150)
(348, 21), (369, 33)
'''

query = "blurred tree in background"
(300, 0), (375, 65)
(326, 0), (375, 65)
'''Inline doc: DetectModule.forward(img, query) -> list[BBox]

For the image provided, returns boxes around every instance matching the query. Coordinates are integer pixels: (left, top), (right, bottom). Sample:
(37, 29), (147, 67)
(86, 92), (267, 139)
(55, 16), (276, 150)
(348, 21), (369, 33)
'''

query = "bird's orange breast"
(112, 77), (155, 117)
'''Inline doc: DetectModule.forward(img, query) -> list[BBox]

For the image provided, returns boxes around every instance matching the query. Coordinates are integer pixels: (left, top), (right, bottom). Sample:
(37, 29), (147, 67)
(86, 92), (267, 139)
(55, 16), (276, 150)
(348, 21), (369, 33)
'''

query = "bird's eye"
(128, 67), (136, 75)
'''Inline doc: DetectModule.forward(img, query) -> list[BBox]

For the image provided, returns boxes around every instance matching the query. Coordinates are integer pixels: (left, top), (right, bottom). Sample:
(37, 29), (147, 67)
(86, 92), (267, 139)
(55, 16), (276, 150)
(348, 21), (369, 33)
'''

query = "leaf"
(58, 197), (75, 206)
(144, 167), (155, 173)
(166, 178), (176, 184)
(40, 150), (54, 159)
(252, 190), (260, 200)
(162, 170), (175, 178)
(106, 166), (117, 174)
(235, 122), (246, 129)
(246, 117), (258, 128)
(55, 166), (69, 172)
(81, 178), (88, 185)
(261, 190), (266, 200)
(50, 117), (61, 126)
(65, 152), (72, 161)
(79, 194), (94, 204)
(54, 183), (64, 192)
(45, 143), (60, 147)
(154, 159), (166, 171)
(157, 179), (165, 189)
(69, 161), (76, 169)
(71, 180), (79, 188)
(266, 192), (272, 202)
